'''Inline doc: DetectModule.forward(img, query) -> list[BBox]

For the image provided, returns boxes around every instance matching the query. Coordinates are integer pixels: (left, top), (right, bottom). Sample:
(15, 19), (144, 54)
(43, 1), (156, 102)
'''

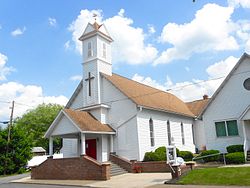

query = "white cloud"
(148, 24), (156, 34)
(246, 39), (250, 53)
(64, 40), (71, 50)
(70, 75), (82, 81)
(48, 17), (57, 27)
(11, 27), (26, 36)
(0, 82), (68, 120)
(132, 56), (239, 102)
(0, 53), (15, 81)
(154, 3), (238, 65)
(228, 0), (250, 8)
(206, 56), (238, 78)
(68, 9), (158, 64)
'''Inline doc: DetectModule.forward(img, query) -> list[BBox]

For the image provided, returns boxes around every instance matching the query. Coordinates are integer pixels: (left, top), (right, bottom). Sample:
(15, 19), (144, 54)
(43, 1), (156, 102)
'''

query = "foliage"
(178, 151), (193, 161)
(0, 126), (32, 175)
(199, 150), (220, 162)
(178, 167), (250, 186)
(225, 152), (245, 164)
(15, 103), (63, 153)
(226, 145), (244, 153)
(143, 151), (162, 161)
(143, 146), (182, 161)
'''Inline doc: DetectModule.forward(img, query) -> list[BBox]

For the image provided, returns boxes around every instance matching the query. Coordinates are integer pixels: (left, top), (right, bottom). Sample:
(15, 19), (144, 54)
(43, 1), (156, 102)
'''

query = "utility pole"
(7, 101), (15, 143)
(4, 100), (14, 175)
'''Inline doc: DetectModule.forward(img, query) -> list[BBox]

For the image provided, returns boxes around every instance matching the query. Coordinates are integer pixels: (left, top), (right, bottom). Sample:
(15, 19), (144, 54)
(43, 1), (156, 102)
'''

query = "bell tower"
(79, 21), (113, 107)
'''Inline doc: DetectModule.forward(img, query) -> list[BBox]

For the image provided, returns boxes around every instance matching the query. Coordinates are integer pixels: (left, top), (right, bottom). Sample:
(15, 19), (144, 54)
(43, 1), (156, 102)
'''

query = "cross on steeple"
(85, 72), (95, 96)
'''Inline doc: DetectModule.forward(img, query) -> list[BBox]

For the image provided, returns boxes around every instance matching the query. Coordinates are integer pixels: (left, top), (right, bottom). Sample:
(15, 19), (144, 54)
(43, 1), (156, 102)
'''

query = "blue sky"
(0, 0), (250, 120)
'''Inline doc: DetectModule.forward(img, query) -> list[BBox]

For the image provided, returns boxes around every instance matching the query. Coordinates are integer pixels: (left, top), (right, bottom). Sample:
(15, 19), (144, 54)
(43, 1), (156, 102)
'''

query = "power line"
(102, 69), (250, 105)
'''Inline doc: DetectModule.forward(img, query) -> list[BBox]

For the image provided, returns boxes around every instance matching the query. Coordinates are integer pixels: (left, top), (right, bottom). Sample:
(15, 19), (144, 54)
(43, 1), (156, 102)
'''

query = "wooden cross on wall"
(85, 72), (95, 96)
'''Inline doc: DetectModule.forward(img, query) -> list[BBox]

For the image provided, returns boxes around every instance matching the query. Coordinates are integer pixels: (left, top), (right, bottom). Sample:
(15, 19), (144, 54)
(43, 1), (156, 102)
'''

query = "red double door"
(86, 139), (97, 159)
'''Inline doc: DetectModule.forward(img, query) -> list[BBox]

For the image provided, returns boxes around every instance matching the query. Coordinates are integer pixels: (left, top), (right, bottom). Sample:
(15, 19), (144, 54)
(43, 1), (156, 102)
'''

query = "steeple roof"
(79, 22), (113, 42)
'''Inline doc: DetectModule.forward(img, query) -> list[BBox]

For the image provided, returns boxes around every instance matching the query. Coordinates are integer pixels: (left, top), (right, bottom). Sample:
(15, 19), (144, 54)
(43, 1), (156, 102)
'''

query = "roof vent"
(203, 94), (208, 100)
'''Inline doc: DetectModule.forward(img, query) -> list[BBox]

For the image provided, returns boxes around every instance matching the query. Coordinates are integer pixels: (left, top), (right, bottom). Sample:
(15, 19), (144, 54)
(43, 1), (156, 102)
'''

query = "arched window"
(167, 120), (171, 145)
(149, 118), (155, 147)
(87, 42), (93, 57)
(181, 122), (185, 145)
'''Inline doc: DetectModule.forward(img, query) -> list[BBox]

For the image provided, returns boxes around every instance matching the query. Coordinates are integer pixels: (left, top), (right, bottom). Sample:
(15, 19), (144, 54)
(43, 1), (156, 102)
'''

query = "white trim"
(81, 131), (115, 135)
(62, 111), (84, 132)
(44, 110), (64, 138)
(65, 81), (83, 109)
(240, 105), (250, 120)
(199, 53), (250, 118)
(78, 103), (110, 111)
(137, 105), (194, 119)
(214, 119), (239, 138)
(44, 110), (83, 138)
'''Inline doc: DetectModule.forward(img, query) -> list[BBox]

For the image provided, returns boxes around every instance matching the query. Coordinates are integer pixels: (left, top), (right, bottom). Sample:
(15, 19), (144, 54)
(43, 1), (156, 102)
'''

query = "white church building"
(45, 21), (250, 162)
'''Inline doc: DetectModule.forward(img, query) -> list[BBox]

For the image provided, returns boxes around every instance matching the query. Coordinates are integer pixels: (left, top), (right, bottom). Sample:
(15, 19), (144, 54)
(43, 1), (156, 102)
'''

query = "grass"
(178, 167), (250, 186)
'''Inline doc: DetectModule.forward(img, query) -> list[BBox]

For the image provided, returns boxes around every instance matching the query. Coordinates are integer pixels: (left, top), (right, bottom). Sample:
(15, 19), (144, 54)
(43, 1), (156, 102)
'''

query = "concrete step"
(110, 161), (128, 177)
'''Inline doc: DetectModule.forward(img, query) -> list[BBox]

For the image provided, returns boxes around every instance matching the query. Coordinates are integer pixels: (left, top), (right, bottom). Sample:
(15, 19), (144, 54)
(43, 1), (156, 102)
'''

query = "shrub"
(143, 152), (162, 161)
(225, 152), (245, 164)
(155, 146), (166, 154)
(199, 150), (220, 162)
(226, 145), (244, 153)
(155, 146), (166, 161)
(178, 151), (193, 161)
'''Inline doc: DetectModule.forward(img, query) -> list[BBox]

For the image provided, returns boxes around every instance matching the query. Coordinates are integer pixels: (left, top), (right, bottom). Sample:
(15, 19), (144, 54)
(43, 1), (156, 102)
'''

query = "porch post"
(81, 133), (86, 155)
(242, 121), (247, 161)
(110, 135), (114, 153)
(49, 137), (53, 156)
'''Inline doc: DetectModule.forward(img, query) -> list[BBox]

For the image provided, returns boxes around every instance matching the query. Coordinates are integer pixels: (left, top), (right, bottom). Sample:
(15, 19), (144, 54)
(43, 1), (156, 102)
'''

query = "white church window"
(149, 118), (155, 147)
(215, 120), (238, 137)
(87, 42), (93, 57)
(181, 122), (185, 145)
(102, 43), (106, 59)
(167, 120), (171, 145)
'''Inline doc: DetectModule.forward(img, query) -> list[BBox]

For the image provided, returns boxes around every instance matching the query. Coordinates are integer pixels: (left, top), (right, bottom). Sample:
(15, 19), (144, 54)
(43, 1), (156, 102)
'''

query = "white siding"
(101, 77), (139, 160)
(60, 138), (79, 158)
(193, 120), (206, 150)
(202, 58), (250, 152)
(51, 115), (79, 136)
(137, 109), (195, 161)
(69, 85), (83, 109)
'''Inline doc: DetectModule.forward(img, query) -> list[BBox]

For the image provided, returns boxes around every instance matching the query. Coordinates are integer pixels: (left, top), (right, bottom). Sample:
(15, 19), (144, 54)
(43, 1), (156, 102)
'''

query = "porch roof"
(45, 109), (115, 138)
(64, 109), (115, 133)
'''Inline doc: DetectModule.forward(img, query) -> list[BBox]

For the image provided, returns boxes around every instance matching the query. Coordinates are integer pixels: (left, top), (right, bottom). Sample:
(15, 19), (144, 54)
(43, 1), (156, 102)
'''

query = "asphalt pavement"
(0, 173), (30, 185)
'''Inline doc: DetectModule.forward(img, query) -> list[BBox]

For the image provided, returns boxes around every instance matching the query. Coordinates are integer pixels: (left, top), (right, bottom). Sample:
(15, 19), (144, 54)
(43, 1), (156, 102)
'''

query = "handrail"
(192, 152), (226, 165)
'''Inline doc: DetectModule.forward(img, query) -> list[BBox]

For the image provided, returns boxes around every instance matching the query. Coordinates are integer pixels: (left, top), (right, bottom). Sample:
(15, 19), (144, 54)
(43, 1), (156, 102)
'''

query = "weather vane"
(93, 13), (97, 21)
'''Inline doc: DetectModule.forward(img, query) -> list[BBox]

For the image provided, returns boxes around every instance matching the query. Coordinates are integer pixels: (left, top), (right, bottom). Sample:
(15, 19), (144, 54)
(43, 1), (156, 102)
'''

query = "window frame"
(167, 120), (172, 145)
(181, 122), (185, 145)
(149, 118), (155, 147)
(102, 43), (106, 59)
(87, 41), (93, 58)
(214, 119), (239, 138)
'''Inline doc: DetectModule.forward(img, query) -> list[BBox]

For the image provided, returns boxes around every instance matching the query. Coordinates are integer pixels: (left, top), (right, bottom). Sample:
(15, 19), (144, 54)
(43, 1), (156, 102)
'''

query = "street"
(0, 174), (85, 188)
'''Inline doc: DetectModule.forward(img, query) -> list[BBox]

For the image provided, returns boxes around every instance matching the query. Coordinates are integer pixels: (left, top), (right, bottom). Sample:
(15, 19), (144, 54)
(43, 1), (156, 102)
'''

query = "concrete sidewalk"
(13, 173), (171, 188)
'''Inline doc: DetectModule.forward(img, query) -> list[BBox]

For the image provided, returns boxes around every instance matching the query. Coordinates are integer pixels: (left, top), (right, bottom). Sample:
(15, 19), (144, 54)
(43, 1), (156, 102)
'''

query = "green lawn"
(178, 167), (250, 186)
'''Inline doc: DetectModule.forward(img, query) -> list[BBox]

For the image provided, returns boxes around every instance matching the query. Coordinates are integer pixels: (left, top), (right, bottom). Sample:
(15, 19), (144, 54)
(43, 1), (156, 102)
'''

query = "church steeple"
(79, 21), (113, 106)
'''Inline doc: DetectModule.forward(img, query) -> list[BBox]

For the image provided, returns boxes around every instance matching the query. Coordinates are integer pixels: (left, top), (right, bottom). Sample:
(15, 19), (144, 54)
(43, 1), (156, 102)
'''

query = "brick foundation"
(31, 155), (110, 180)
(134, 161), (171, 173)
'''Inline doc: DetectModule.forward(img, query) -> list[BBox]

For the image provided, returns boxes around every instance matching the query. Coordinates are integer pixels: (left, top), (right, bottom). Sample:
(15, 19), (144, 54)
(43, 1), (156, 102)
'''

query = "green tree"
(15, 103), (63, 153)
(0, 126), (32, 175)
